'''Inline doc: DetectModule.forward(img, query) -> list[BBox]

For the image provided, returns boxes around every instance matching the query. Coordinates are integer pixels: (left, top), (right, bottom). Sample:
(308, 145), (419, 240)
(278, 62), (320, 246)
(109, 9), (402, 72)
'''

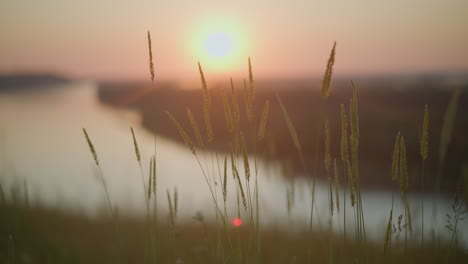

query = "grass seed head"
(241, 133), (251, 182)
(83, 128), (99, 166)
(130, 127), (141, 163)
(198, 62), (213, 143)
(147, 31), (155, 82)
(321, 41), (336, 100)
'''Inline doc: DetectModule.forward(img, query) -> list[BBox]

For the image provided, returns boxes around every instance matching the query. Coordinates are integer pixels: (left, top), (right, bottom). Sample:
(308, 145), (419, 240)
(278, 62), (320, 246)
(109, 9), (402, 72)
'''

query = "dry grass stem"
(349, 82), (360, 192)
(230, 78), (240, 128)
(392, 132), (401, 182)
(276, 93), (301, 152)
(399, 136), (408, 195)
(232, 154), (247, 211)
(151, 155), (156, 195)
(221, 89), (234, 134)
(147, 159), (153, 200)
(186, 107), (204, 148)
(439, 89), (461, 166)
(420, 104), (429, 161)
(340, 104), (349, 163)
(223, 156), (228, 203)
(334, 159), (340, 213)
(324, 119), (331, 172)
(165, 111), (195, 154)
(258, 100), (270, 141)
(167, 189), (174, 225)
(174, 187), (178, 220)
(328, 170), (334, 217)
(230, 78), (241, 156)
(248, 57), (255, 103)
(350, 82), (360, 147)
(348, 160), (355, 207)
(244, 79), (253, 122)
(463, 163), (468, 202)
(383, 209), (393, 255)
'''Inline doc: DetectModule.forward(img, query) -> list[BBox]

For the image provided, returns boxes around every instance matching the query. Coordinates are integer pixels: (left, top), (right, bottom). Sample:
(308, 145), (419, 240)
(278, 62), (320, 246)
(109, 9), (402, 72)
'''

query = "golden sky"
(1, 0), (467, 82)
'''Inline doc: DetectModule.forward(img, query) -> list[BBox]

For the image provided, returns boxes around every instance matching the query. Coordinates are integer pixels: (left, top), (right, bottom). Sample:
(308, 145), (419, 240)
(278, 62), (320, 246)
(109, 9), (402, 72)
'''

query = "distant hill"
(0, 73), (70, 90)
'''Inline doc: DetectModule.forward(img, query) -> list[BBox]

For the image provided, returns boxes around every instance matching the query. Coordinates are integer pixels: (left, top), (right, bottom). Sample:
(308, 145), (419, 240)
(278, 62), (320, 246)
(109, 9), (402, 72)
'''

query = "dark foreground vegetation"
(0, 202), (466, 264)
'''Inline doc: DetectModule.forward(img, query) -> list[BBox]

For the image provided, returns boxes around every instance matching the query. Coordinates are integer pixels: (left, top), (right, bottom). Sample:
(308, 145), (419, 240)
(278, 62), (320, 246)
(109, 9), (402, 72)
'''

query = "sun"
(190, 18), (248, 73)
(205, 32), (233, 57)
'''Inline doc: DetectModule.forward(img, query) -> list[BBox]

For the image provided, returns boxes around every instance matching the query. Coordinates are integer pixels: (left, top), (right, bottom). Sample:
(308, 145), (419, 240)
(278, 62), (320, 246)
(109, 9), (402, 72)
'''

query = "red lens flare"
(231, 217), (243, 227)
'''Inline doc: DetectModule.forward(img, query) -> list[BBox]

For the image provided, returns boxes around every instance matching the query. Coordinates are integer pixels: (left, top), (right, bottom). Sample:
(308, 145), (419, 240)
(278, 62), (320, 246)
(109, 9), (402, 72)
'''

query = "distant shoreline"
(0, 73), (70, 90)
(97, 77), (468, 194)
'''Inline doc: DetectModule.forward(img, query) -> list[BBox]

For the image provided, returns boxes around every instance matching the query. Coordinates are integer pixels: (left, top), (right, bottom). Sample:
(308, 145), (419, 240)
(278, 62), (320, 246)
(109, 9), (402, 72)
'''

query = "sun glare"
(190, 18), (248, 73)
(205, 33), (233, 57)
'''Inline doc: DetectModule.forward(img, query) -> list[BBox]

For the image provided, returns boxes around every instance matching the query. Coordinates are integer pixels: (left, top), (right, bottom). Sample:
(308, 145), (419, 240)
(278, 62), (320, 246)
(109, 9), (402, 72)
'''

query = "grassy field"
(0, 36), (467, 264)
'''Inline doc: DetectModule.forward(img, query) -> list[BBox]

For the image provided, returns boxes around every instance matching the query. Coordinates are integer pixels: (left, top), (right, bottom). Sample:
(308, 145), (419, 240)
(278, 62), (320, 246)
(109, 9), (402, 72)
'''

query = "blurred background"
(1, 0), (467, 263)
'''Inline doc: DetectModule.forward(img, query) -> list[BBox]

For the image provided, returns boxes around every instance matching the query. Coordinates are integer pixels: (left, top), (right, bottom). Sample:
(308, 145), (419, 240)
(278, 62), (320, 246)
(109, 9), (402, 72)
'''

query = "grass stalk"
(420, 104), (429, 248)
(434, 89), (461, 241)
(82, 128), (124, 260)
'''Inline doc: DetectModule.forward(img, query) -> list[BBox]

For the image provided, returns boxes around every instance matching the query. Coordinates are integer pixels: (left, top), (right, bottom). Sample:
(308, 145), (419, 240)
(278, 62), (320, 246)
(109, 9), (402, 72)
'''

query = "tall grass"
(147, 31), (155, 83)
(5, 32), (466, 264)
(82, 128), (124, 257)
(420, 104), (429, 248)
(161, 57), (271, 262)
(433, 89), (461, 245)
(384, 131), (401, 255)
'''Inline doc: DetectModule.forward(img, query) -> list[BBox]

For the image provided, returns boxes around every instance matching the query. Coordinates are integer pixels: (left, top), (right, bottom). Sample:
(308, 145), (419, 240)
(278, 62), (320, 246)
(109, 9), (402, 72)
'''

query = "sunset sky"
(1, 0), (467, 82)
